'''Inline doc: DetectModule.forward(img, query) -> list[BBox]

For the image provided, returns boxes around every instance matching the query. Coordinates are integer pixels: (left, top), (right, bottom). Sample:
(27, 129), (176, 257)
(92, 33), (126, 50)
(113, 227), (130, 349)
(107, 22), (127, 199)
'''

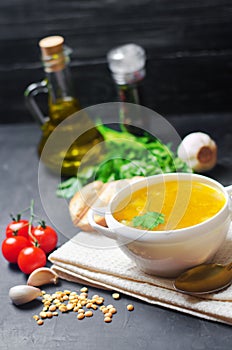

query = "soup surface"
(113, 180), (226, 230)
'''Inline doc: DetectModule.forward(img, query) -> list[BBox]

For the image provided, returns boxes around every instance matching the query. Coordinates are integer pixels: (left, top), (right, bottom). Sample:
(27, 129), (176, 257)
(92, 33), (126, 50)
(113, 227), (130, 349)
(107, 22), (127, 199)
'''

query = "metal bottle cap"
(107, 43), (146, 85)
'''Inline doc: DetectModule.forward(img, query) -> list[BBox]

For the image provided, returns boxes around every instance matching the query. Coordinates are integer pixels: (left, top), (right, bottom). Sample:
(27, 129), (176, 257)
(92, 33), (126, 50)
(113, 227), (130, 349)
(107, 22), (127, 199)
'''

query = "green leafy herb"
(132, 212), (165, 230)
(56, 177), (83, 199)
(56, 125), (192, 199)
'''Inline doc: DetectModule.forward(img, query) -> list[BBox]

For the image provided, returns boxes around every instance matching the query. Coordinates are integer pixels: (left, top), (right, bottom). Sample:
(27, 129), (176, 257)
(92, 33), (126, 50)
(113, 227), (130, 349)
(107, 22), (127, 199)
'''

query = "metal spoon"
(173, 262), (232, 294)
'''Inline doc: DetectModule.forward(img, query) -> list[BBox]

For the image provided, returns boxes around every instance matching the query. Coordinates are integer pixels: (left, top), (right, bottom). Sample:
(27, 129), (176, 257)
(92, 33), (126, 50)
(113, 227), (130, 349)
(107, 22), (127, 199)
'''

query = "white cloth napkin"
(49, 224), (232, 325)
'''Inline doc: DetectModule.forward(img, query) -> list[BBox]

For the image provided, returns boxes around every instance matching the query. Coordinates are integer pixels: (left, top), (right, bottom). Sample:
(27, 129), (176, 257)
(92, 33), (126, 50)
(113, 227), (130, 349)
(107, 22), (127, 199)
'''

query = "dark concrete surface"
(0, 118), (232, 350)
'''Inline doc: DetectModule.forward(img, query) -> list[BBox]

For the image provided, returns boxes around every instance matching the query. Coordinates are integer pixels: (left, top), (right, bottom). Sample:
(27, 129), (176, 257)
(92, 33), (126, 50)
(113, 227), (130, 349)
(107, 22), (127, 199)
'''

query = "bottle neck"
(42, 54), (80, 125)
(117, 83), (141, 105)
(116, 82), (145, 136)
(41, 46), (77, 104)
(46, 64), (75, 104)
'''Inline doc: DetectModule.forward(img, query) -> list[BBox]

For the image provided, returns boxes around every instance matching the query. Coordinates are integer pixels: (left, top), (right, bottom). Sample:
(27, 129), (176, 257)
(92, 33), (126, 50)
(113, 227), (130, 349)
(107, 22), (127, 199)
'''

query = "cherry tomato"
(1, 236), (30, 263)
(6, 219), (30, 238)
(17, 246), (46, 274)
(31, 224), (58, 254)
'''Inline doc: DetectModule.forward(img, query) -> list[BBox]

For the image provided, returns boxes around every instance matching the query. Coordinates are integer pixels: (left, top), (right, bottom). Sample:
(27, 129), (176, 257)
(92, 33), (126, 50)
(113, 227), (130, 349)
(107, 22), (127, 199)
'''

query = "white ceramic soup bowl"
(88, 173), (232, 278)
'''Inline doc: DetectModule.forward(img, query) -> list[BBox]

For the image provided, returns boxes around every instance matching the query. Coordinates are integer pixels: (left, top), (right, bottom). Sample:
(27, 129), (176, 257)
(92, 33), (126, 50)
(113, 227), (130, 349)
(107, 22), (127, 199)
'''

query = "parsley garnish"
(56, 125), (191, 199)
(132, 212), (165, 230)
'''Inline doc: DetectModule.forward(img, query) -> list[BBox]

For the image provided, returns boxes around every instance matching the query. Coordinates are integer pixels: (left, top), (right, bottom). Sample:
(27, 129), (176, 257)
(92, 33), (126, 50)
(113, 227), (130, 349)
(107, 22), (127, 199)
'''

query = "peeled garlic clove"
(27, 267), (58, 287)
(177, 132), (217, 172)
(9, 285), (41, 305)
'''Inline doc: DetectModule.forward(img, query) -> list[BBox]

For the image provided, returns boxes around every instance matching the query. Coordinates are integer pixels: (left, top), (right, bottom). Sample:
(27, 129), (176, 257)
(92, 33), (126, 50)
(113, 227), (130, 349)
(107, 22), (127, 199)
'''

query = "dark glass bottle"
(107, 44), (146, 135)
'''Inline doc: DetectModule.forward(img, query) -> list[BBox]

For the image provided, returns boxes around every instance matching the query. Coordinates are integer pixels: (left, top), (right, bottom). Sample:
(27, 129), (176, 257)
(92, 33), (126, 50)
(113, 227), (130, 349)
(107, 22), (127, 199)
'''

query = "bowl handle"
(88, 208), (117, 240)
(225, 185), (232, 193)
(225, 185), (232, 219)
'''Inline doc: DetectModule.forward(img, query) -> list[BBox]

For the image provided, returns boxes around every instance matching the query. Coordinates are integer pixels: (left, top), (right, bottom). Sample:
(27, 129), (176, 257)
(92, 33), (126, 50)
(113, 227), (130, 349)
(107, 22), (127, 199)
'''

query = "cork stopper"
(39, 36), (64, 57)
(39, 36), (66, 72)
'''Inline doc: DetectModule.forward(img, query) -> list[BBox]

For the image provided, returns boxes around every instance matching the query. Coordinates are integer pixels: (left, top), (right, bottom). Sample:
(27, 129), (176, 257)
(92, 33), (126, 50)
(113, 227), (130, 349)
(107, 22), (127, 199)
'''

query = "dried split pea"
(33, 315), (39, 321)
(59, 305), (68, 313)
(49, 305), (57, 312)
(102, 308), (109, 314)
(91, 304), (98, 310)
(104, 312), (112, 318)
(85, 311), (93, 317)
(37, 319), (44, 326)
(63, 290), (71, 295)
(43, 294), (51, 299)
(92, 294), (99, 299)
(67, 303), (74, 311)
(77, 313), (85, 320)
(80, 287), (88, 293)
(46, 311), (53, 318)
(109, 307), (117, 314)
(80, 293), (88, 298)
(112, 293), (120, 300)
(104, 316), (112, 323)
(39, 311), (47, 319)
(70, 292), (77, 296)
(78, 309), (85, 314)
(127, 304), (134, 311)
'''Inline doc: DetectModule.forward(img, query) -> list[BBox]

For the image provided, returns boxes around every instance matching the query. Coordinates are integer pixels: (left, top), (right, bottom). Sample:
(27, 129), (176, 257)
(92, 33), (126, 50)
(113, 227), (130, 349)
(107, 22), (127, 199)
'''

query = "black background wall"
(1, 0), (232, 123)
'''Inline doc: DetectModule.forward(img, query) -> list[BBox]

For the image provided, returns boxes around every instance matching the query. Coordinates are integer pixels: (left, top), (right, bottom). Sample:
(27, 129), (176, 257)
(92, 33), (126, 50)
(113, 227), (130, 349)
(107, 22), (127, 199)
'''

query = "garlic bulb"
(177, 132), (217, 172)
(9, 285), (42, 305)
(27, 267), (58, 287)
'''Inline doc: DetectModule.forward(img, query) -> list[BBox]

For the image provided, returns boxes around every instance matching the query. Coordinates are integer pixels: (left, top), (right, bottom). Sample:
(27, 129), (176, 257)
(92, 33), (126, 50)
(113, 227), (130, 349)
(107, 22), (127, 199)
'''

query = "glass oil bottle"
(25, 35), (103, 176)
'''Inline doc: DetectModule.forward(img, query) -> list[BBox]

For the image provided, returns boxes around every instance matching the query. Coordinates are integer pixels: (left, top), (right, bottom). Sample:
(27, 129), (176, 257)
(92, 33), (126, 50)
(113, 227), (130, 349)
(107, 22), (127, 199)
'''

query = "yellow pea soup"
(113, 180), (226, 230)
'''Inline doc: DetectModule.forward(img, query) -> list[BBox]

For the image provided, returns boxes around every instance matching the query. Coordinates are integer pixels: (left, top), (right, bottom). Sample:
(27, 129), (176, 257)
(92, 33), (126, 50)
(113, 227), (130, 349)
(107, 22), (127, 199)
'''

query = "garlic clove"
(9, 285), (42, 305)
(27, 267), (58, 287)
(177, 132), (217, 172)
